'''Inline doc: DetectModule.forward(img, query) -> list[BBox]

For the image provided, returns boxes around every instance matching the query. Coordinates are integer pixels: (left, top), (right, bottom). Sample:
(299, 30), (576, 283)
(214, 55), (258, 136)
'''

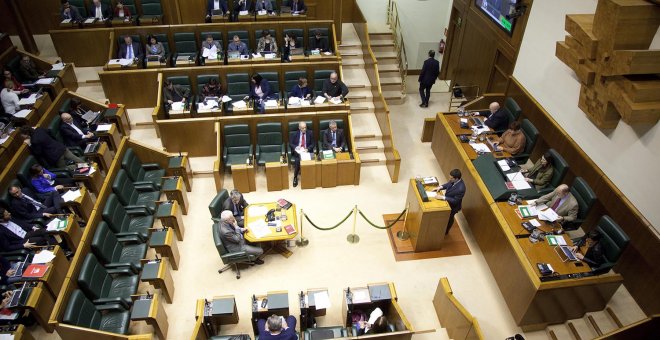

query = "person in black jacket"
(418, 50), (440, 108)
(0, 208), (53, 252)
(433, 169), (466, 235)
(571, 230), (606, 269)
(60, 113), (97, 148)
(475, 102), (509, 132)
(19, 126), (85, 169)
(8, 186), (65, 222)
(222, 189), (248, 227)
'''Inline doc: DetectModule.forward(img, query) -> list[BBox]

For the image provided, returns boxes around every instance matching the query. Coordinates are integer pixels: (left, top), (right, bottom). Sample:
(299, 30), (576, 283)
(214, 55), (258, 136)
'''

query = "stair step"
(606, 307), (624, 328)
(567, 322), (582, 340)
(354, 134), (377, 140)
(546, 329), (558, 340)
(379, 76), (402, 85)
(369, 33), (393, 41)
(359, 158), (383, 164)
(382, 91), (403, 99)
(348, 84), (367, 89)
(339, 43), (360, 48)
(370, 41), (394, 47)
(374, 51), (397, 59)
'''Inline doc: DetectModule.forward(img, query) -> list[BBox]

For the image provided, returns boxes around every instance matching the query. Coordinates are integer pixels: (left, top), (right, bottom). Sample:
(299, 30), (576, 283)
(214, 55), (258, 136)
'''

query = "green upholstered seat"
(283, 28), (304, 48)
(287, 120), (314, 164)
(313, 70), (334, 93)
(63, 289), (130, 335)
(213, 221), (258, 279)
(222, 124), (252, 171)
(304, 326), (348, 339)
(196, 74), (221, 103)
(503, 97), (522, 123)
(259, 71), (281, 99)
(318, 119), (347, 152)
(92, 221), (148, 271)
(102, 193), (154, 240)
(226, 73), (250, 103)
(526, 148), (569, 198)
(77, 253), (139, 308)
(139, 0), (163, 25)
(591, 215), (629, 275)
(513, 119), (539, 163)
(564, 177), (597, 231)
(285, 70), (308, 96)
(308, 27), (330, 51)
(111, 169), (160, 213)
(121, 147), (165, 188)
(256, 122), (284, 165)
(172, 32), (198, 65)
(208, 189), (229, 220)
(47, 115), (84, 157)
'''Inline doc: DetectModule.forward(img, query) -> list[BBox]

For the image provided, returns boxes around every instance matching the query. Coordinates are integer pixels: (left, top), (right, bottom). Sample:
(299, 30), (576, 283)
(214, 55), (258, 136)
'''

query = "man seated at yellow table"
(530, 184), (578, 224)
(222, 190), (248, 227)
(322, 120), (346, 153)
(218, 211), (264, 264)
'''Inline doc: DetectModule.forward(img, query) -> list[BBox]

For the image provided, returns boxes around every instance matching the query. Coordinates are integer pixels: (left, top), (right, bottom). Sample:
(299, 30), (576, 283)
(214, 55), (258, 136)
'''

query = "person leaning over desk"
(258, 314), (297, 340)
(289, 77), (311, 100)
(570, 230), (606, 268)
(222, 189), (248, 227)
(494, 121), (526, 155)
(530, 184), (578, 223)
(201, 78), (223, 98)
(433, 169), (466, 235)
(162, 80), (191, 105)
(218, 210), (264, 264)
(322, 72), (349, 102)
(521, 151), (554, 190)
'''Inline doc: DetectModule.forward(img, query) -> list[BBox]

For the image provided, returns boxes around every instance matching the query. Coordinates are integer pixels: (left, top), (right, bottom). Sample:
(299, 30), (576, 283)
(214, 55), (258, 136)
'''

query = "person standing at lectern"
(433, 169), (465, 235)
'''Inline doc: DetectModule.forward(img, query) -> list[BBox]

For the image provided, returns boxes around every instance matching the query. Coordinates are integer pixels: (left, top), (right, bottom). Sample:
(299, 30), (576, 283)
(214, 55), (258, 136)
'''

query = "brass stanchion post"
(396, 203), (411, 241)
(347, 205), (360, 243)
(296, 208), (309, 247)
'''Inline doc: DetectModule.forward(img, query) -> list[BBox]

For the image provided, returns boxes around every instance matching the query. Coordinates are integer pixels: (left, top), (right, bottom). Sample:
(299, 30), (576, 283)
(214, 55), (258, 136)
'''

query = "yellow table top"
(244, 202), (298, 243)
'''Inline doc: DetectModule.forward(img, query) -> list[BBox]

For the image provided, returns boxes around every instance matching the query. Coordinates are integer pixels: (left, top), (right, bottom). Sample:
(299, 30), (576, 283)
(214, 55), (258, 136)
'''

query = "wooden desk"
(300, 159), (318, 189)
(516, 236), (591, 278)
(203, 57), (224, 66)
(62, 186), (94, 224)
(403, 179), (452, 251)
(336, 152), (356, 186)
(167, 155), (193, 192)
(244, 202), (298, 257)
(227, 56), (252, 64)
(307, 53), (338, 61)
(105, 59), (139, 70)
(496, 202), (561, 236)
(11, 108), (36, 126)
(169, 107), (192, 118)
(130, 293), (169, 340)
(95, 123), (121, 151)
(265, 161), (289, 191)
(140, 258), (175, 304)
(209, 295), (239, 329)
(156, 201), (186, 241)
(110, 17), (135, 26)
(20, 282), (56, 332)
(231, 164), (256, 193)
(250, 54), (281, 64)
(103, 105), (130, 137)
(146, 59), (168, 69)
(211, 15), (229, 22)
(73, 164), (103, 194)
(84, 141), (113, 173)
(48, 215), (83, 252)
(431, 113), (624, 330)
(320, 159), (337, 188)
(175, 58), (197, 67)
(196, 101), (223, 117)
(148, 227), (180, 270)
(162, 176), (188, 214)
(22, 246), (69, 300)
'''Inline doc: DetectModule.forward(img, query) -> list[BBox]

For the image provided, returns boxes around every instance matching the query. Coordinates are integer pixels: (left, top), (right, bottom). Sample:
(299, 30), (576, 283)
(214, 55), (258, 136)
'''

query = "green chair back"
(314, 70), (334, 92)
(208, 189), (229, 219)
(570, 177), (597, 221)
(174, 32), (197, 54)
(593, 215), (629, 274)
(259, 71), (280, 93)
(547, 149), (569, 189)
(226, 73), (250, 101)
(77, 253), (113, 302)
(319, 119), (343, 131)
(285, 70), (307, 94)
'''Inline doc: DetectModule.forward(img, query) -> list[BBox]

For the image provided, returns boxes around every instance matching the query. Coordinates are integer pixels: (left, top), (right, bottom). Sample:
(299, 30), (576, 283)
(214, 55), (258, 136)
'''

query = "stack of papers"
(18, 93), (39, 106)
(84, 18), (95, 24)
(301, 100), (311, 106)
(517, 205), (538, 218)
(51, 62), (65, 71)
(329, 97), (342, 104)
(171, 102), (185, 111)
(506, 172), (531, 189)
(265, 100), (278, 108)
(95, 123), (112, 132)
(232, 100), (247, 109)
(248, 220), (271, 239)
(13, 109), (31, 118)
(264, 53), (275, 59)
(239, 10), (249, 15)
(469, 143), (491, 153)
(257, 10), (267, 15)
(472, 125), (491, 135)
(198, 101), (219, 110)
(32, 250), (56, 264)
(46, 218), (68, 231)
(314, 96), (326, 104)
(62, 189), (82, 202)
(313, 291), (331, 309)
(108, 59), (133, 66)
(351, 288), (371, 304)
(538, 208), (559, 222)
(288, 97), (301, 106)
(497, 159), (511, 171)
(546, 235), (567, 246)
(221, 95), (232, 103)
(61, 19), (72, 24)
(202, 46), (218, 59)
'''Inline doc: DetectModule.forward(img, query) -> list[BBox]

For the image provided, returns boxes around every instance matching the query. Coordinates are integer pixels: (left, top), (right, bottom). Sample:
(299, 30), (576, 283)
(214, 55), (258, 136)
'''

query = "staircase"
(339, 24), (387, 166)
(369, 32), (404, 105)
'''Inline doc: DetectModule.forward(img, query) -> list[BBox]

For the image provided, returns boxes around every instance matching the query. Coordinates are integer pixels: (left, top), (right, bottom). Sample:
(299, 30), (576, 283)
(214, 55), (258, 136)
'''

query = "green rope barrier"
(303, 208), (355, 231)
(358, 208), (407, 230)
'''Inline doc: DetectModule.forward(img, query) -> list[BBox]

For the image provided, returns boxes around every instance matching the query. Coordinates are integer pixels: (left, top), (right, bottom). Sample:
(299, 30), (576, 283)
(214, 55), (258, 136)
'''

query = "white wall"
(514, 0), (660, 231)
(356, 0), (453, 69)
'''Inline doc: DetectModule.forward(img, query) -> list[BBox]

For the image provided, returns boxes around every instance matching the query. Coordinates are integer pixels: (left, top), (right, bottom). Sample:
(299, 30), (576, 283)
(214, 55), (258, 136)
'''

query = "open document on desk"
(18, 93), (40, 106)
(171, 102), (185, 111)
(248, 220), (271, 239)
(108, 59), (134, 66)
(506, 172), (531, 190)
(538, 208), (559, 222)
(469, 142), (491, 153)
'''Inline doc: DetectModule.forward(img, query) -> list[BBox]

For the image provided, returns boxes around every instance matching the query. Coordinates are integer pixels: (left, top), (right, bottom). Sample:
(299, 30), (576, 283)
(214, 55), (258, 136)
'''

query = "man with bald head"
(289, 121), (314, 187)
(322, 72), (349, 101)
(530, 184), (578, 223)
(59, 112), (97, 148)
(475, 101), (509, 132)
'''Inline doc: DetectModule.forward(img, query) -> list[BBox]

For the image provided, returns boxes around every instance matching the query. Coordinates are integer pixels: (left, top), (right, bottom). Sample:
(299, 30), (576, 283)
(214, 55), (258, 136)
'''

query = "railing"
(449, 84), (481, 111)
(387, 0), (408, 95)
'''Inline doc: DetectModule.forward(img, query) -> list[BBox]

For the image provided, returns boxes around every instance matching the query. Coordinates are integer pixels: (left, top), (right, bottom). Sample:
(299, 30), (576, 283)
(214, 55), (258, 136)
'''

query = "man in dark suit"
(61, 0), (83, 22)
(222, 189), (248, 227)
(0, 208), (53, 252)
(322, 120), (346, 152)
(90, 0), (111, 20)
(218, 210), (263, 263)
(206, 0), (228, 19)
(289, 121), (314, 187)
(290, 0), (306, 13)
(232, 0), (252, 21)
(60, 113), (97, 148)
(418, 50), (440, 108)
(476, 101), (509, 132)
(434, 169), (466, 235)
(19, 126), (85, 169)
(8, 185), (65, 222)
(117, 36), (143, 62)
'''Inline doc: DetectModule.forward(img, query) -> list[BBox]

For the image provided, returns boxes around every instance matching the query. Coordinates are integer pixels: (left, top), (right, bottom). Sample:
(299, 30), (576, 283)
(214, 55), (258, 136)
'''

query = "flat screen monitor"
(475, 0), (519, 35)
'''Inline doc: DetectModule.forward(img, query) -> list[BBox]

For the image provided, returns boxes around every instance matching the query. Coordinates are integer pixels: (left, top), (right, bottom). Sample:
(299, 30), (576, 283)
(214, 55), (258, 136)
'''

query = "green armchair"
(77, 253), (139, 309)
(91, 221), (147, 272)
(526, 148), (569, 198)
(222, 124), (253, 171)
(63, 289), (131, 335)
(513, 119), (538, 164)
(304, 326), (348, 339)
(102, 194), (154, 240)
(256, 122), (285, 166)
(564, 177), (597, 231)
(111, 169), (161, 214)
(121, 147), (166, 189)
(590, 215), (630, 275)
(213, 221), (257, 279)
(209, 189), (229, 220)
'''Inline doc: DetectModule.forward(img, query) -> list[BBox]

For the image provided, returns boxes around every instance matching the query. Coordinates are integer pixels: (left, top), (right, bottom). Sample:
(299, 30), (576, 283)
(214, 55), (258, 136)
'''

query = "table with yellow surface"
(244, 202), (298, 257)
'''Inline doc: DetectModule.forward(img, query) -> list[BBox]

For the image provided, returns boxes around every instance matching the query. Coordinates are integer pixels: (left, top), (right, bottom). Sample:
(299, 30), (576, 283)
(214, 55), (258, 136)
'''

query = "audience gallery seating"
(63, 289), (132, 335)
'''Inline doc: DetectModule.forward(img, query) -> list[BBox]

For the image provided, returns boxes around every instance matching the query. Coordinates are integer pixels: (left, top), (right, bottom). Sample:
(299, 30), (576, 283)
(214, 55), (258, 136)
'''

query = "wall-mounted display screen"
(475, 0), (519, 34)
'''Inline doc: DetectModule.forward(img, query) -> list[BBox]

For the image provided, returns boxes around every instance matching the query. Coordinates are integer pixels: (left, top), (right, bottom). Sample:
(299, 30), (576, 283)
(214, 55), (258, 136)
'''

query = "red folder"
(22, 264), (49, 278)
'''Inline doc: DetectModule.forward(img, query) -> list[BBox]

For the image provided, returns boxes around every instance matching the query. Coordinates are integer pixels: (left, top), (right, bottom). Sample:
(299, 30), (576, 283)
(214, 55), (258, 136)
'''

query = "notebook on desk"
(84, 142), (100, 154)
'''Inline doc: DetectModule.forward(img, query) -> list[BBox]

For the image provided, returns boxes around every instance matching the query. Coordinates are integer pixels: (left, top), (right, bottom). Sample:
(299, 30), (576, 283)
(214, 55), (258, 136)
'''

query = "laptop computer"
(555, 245), (578, 262)
(470, 116), (485, 127)
(84, 142), (100, 154)
(228, 51), (240, 59)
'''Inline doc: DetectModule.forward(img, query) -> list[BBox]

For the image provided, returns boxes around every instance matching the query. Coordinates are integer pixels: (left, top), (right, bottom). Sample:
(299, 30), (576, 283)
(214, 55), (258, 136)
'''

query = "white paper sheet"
(257, 10), (267, 15)
(197, 101), (219, 110)
(221, 95), (232, 103)
(538, 208), (559, 222)
(13, 109), (31, 118)
(62, 189), (82, 202)
(46, 218), (67, 231)
(529, 218), (541, 227)
(51, 62), (65, 71)
(288, 97), (301, 106)
(61, 19), (71, 24)
(239, 10), (249, 15)
(368, 308), (384, 325)
(329, 97), (342, 104)
(232, 100), (247, 109)
(512, 180), (531, 190)
(264, 53), (275, 59)
(249, 205), (269, 216)
(472, 125), (491, 135)
(249, 220), (271, 239)
(265, 99), (278, 108)
(313, 291), (331, 309)
(497, 159), (510, 171)
(84, 18), (95, 24)
(18, 93), (38, 105)
(425, 191), (438, 198)
(299, 151), (312, 161)
(32, 250), (56, 264)
(351, 288), (370, 304)
(314, 96), (326, 104)
(469, 143), (491, 153)
(171, 102), (185, 111)
(506, 172), (525, 181)
(202, 46), (218, 58)
(95, 123), (112, 132)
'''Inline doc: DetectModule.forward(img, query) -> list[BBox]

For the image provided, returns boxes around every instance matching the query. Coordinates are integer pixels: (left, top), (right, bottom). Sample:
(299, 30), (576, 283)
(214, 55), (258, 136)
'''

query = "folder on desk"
(12, 109), (31, 118)
(22, 264), (48, 278)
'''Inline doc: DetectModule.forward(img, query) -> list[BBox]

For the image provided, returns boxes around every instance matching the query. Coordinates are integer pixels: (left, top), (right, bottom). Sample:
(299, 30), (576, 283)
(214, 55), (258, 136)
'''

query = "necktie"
(2, 222), (26, 239)
(300, 132), (306, 148)
(22, 194), (46, 210)
(233, 203), (239, 215)
(551, 197), (562, 211)
(332, 132), (336, 147)
(128, 45), (133, 59)
(69, 122), (84, 136)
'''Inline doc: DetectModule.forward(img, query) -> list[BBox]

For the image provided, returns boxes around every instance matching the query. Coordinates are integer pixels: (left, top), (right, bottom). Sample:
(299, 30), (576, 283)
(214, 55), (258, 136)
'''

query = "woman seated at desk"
(570, 230), (605, 269)
(522, 151), (554, 190)
(257, 30), (278, 54)
(30, 164), (77, 195)
(289, 77), (311, 100)
(354, 308), (390, 335)
(494, 121), (526, 155)
(3, 70), (29, 97)
(114, 1), (131, 20)
(201, 78), (223, 99)
(145, 35), (165, 61)
(258, 314), (297, 340)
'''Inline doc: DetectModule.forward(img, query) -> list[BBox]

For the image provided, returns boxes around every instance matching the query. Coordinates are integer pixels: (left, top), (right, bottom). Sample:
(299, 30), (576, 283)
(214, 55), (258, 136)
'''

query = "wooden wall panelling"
(50, 28), (112, 67)
(177, 0), (207, 24)
(99, 68), (160, 107)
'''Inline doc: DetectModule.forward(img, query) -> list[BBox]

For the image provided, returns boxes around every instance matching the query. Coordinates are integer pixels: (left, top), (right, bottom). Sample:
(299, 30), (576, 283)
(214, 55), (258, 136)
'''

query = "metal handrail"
(387, 0), (408, 95)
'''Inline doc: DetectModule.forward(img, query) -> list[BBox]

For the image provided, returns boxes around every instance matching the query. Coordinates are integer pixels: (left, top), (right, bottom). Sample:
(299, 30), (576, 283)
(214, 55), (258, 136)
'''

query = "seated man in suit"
(118, 36), (143, 64)
(227, 35), (249, 56)
(258, 314), (297, 340)
(67, 98), (92, 129)
(530, 184), (578, 223)
(60, 112), (97, 148)
(8, 185), (65, 221)
(433, 169), (466, 235)
(309, 30), (329, 52)
(60, 0), (83, 22)
(162, 80), (191, 106)
(473, 102), (508, 132)
(218, 210), (264, 264)
(322, 120), (346, 152)
(19, 126), (85, 169)
(19, 56), (45, 83)
(222, 189), (248, 227)
(232, 0), (251, 21)
(90, 0), (111, 20)
(322, 72), (349, 102)
(290, 0), (306, 14)
(0, 208), (53, 252)
(255, 0), (273, 13)
(289, 121), (314, 187)
(206, 0), (228, 19)
(201, 35), (223, 59)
